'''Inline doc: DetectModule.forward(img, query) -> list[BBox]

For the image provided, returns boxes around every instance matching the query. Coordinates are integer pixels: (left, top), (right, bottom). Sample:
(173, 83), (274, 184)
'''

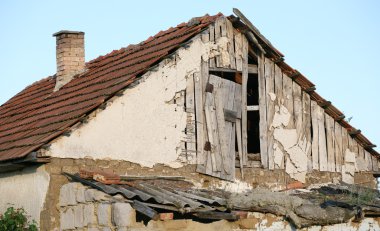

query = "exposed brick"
(159, 213), (173, 221)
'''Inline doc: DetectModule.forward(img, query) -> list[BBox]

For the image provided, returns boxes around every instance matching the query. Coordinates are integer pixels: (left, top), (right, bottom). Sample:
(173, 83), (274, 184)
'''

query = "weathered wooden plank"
(248, 64), (258, 74)
(302, 92), (312, 172)
(258, 53), (268, 168)
(311, 100), (319, 170)
(226, 19), (236, 69)
(194, 72), (206, 173)
(186, 74), (196, 163)
(201, 62), (212, 174)
(241, 36), (249, 164)
(236, 119), (243, 177)
(325, 114), (336, 172)
(208, 24), (216, 68)
(364, 150), (373, 171)
(264, 57), (275, 170)
(282, 75), (294, 129)
(274, 65), (284, 169)
(234, 30), (243, 71)
(218, 77), (236, 178)
(372, 155), (379, 172)
(341, 127), (349, 165)
(334, 122), (343, 172)
(214, 17), (222, 67)
(350, 138), (361, 172)
(247, 105), (259, 111)
(293, 82), (302, 140)
(204, 86), (221, 173)
(274, 65), (283, 104)
(234, 84), (244, 168)
(357, 144), (367, 171)
(317, 105), (328, 171)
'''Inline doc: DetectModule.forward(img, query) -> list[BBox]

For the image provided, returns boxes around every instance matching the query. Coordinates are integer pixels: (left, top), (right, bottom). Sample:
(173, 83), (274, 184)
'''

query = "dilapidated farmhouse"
(1, 9), (380, 230)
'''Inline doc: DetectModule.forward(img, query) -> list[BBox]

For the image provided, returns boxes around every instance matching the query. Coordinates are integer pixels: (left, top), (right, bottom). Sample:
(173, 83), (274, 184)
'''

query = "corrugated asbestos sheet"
(66, 172), (231, 217)
(0, 14), (222, 162)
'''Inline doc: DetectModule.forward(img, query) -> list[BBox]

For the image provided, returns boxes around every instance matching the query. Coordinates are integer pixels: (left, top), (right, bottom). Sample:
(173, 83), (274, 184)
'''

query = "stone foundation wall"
(40, 157), (378, 230)
(56, 182), (380, 231)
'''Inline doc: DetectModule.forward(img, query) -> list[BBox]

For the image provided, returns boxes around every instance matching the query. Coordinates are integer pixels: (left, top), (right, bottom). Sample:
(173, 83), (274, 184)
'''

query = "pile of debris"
(65, 170), (380, 228)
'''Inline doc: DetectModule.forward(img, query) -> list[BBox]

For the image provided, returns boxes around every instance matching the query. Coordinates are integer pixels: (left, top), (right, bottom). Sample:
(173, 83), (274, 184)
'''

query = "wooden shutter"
(196, 74), (242, 181)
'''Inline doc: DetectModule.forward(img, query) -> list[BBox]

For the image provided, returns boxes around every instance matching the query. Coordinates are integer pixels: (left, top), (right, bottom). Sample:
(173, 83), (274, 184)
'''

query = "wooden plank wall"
(190, 16), (379, 181)
(259, 57), (379, 174)
(193, 16), (248, 180)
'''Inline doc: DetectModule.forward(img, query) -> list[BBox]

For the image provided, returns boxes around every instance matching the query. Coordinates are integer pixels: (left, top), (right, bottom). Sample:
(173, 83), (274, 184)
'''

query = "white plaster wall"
(0, 165), (50, 224)
(47, 34), (216, 168)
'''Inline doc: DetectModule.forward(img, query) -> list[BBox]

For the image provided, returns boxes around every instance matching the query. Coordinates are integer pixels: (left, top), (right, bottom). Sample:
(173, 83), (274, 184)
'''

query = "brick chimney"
(52, 30), (85, 91)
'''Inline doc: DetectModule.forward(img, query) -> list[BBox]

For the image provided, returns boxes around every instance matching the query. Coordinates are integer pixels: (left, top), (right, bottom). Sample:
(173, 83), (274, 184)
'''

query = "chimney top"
(52, 30), (84, 37)
(53, 30), (85, 91)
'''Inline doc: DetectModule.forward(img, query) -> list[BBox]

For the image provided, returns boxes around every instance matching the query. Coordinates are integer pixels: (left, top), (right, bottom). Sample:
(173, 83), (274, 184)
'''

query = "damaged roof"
(66, 170), (380, 228)
(0, 11), (378, 163)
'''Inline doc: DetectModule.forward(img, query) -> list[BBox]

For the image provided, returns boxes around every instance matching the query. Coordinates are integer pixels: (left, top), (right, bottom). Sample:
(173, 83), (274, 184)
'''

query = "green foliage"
(0, 207), (38, 231)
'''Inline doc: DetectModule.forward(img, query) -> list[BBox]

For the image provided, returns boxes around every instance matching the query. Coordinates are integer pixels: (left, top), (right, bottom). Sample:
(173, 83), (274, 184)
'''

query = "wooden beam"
(289, 70), (301, 80)
(349, 129), (361, 136)
(319, 101), (331, 109)
(248, 64), (258, 74)
(244, 31), (266, 55)
(336, 114), (345, 122)
(304, 86), (316, 93)
(247, 105), (259, 111)
(274, 57), (284, 64)
(209, 67), (238, 73)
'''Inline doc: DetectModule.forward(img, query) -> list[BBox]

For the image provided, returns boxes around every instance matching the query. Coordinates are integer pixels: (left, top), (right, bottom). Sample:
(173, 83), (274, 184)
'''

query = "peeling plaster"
(342, 149), (356, 184)
(272, 105), (290, 128)
(268, 92), (276, 101)
(213, 179), (252, 193)
(272, 105), (310, 183)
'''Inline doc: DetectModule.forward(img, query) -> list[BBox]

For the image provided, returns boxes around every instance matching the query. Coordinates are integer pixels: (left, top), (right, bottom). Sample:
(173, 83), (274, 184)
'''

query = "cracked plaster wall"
(271, 103), (310, 183)
(0, 165), (50, 224)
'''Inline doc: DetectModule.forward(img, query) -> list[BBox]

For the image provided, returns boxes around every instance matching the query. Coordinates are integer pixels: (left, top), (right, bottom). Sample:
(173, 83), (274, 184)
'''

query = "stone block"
(60, 207), (75, 230)
(84, 204), (97, 226)
(112, 202), (136, 227)
(60, 183), (78, 206)
(101, 228), (112, 231)
(98, 203), (112, 226)
(85, 189), (109, 202)
(73, 204), (84, 228)
(85, 189), (95, 202)
(76, 185), (86, 203)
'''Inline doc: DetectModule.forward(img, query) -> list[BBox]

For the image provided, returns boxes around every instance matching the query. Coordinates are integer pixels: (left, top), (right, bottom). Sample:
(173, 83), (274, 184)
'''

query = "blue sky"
(0, 1), (379, 150)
